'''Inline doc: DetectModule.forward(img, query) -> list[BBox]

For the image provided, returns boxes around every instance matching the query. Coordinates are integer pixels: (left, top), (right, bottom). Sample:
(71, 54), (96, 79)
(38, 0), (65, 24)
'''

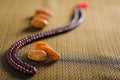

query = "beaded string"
(6, 8), (86, 75)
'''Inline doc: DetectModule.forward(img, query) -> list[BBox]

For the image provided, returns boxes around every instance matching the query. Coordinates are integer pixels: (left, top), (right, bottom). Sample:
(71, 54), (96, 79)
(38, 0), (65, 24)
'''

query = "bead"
(76, 2), (88, 9)
(6, 8), (85, 75)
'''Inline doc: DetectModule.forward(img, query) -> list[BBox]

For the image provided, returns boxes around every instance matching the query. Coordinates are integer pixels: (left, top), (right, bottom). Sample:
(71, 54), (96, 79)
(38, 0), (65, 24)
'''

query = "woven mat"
(0, 0), (120, 80)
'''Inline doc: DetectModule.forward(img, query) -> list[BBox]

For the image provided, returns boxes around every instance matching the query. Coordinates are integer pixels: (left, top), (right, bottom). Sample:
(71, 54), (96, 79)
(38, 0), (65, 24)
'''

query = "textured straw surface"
(0, 0), (120, 80)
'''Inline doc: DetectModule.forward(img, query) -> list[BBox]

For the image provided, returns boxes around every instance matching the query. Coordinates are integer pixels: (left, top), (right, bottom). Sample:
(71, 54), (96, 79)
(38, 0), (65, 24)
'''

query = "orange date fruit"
(37, 46), (60, 60)
(36, 13), (50, 21)
(28, 50), (47, 61)
(35, 41), (60, 60)
(34, 41), (52, 50)
(31, 17), (48, 28)
(35, 8), (53, 17)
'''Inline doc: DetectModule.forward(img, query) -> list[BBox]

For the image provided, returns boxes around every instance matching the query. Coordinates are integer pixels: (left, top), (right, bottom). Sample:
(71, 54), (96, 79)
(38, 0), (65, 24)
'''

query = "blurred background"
(0, 0), (120, 80)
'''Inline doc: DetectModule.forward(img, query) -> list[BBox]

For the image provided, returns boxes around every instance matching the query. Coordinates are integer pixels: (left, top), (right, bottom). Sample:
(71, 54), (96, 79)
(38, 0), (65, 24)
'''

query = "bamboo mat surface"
(0, 0), (120, 80)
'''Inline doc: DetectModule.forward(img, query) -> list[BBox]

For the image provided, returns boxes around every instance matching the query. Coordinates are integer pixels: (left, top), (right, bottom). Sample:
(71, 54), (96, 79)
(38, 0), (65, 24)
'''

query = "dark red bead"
(6, 8), (84, 75)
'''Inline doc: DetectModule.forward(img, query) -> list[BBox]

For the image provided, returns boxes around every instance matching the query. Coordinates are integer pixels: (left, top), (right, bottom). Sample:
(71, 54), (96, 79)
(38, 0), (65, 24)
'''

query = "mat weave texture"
(0, 0), (120, 80)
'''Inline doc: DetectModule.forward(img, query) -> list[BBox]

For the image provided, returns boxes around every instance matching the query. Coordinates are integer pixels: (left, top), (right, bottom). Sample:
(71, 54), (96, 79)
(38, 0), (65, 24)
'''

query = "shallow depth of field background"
(0, 0), (120, 80)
